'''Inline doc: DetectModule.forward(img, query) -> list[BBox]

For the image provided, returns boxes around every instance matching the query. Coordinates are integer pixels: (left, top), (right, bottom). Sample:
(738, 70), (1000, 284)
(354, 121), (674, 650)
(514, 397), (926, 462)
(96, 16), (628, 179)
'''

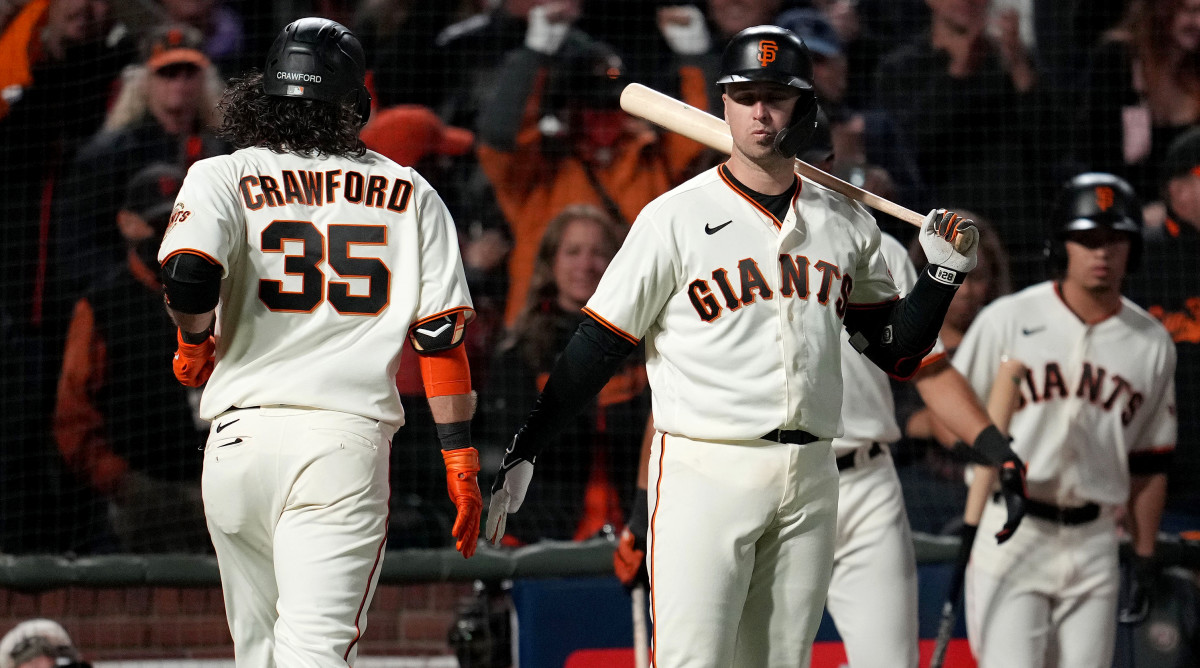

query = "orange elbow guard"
(419, 344), (472, 398)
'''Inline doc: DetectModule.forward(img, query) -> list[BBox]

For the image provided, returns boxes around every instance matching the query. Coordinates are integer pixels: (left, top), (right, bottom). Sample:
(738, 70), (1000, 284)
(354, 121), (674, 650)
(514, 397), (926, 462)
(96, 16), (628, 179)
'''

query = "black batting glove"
(1119, 553), (1157, 625)
(973, 425), (1028, 544)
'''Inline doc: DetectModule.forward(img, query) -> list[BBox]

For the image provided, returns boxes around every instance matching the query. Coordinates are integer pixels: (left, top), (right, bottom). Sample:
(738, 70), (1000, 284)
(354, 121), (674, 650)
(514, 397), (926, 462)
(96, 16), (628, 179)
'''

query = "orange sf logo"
(1095, 186), (1115, 211)
(758, 40), (778, 67)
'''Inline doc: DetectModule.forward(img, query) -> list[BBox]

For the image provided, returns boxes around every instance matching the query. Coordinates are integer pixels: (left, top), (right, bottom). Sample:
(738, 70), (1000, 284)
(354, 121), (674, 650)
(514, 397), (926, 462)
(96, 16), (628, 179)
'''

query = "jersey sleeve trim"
(918, 350), (948, 370)
(581, 307), (639, 345)
(162, 248), (224, 270)
(1129, 446), (1174, 475)
(411, 305), (477, 328)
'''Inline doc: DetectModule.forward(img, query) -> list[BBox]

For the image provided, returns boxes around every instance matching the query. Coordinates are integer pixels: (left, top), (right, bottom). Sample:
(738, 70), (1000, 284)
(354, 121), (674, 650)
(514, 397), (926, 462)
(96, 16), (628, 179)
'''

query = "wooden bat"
(620, 83), (959, 241)
(929, 357), (1027, 668)
(632, 582), (650, 668)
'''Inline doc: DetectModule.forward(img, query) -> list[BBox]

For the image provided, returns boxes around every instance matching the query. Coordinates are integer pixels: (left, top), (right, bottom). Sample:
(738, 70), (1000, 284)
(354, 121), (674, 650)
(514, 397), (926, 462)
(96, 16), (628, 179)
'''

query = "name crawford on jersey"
(237, 169), (413, 213)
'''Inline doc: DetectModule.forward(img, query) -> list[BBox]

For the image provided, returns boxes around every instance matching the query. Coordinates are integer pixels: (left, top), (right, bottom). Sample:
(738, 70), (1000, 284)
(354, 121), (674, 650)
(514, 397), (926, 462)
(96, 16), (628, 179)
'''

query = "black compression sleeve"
(509, 316), (638, 459)
(844, 266), (958, 380)
(162, 252), (223, 314)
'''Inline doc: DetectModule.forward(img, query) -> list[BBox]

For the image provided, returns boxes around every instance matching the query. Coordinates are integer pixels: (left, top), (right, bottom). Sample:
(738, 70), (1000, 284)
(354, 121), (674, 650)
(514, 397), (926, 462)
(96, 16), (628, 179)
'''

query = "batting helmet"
(1044, 172), (1143, 272)
(716, 25), (819, 158)
(263, 18), (371, 126)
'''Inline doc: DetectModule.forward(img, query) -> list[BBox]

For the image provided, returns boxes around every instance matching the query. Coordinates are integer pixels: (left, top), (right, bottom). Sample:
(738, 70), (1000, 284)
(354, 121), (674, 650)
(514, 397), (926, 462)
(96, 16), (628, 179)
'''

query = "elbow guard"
(409, 309), (472, 353)
(162, 252), (222, 314)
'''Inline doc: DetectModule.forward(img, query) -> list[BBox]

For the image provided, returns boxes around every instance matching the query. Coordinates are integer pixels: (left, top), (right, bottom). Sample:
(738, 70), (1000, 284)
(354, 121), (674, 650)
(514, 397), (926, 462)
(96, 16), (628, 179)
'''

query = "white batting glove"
(919, 208), (978, 274)
(485, 441), (536, 545)
(658, 5), (711, 56)
(525, 4), (571, 55)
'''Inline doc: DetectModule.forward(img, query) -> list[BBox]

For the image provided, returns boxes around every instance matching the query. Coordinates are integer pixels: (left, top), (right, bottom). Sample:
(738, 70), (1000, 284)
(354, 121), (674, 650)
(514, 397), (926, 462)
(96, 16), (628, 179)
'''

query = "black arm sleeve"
(508, 316), (638, 460)
(843, 265), (959, 381)
(162, 251), (223, 314)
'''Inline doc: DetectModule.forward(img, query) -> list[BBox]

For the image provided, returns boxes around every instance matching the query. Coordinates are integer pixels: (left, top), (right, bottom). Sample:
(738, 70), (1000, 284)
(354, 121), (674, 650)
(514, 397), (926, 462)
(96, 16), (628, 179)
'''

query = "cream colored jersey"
(834, 231), (946, 452)
(159, 147), (473, 427)
(952, 281), (1176, 507)
(584, 166), (900, 441)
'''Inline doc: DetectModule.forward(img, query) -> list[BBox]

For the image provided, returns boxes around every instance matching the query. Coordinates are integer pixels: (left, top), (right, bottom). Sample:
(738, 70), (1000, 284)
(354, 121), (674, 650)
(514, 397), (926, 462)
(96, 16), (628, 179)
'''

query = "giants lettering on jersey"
(1018, 361), (1144, 426)
(238, 170), (413, 214)
(688, 254), (853, 322)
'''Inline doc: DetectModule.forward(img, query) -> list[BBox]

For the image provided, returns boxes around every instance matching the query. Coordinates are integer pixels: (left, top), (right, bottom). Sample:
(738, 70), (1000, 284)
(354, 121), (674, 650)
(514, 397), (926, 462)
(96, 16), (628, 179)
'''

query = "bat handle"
(930, 610), (953, 668)
(632, 583), (650, 668)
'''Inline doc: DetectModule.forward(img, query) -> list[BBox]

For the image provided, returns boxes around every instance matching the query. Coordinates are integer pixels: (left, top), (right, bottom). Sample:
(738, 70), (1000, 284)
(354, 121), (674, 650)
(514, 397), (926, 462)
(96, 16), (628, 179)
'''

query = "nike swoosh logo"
(705, 220), (733, 235)
(417, 323), (451, 337)
(215, 418), (239, 433)
(1021, 326), (1046, 336)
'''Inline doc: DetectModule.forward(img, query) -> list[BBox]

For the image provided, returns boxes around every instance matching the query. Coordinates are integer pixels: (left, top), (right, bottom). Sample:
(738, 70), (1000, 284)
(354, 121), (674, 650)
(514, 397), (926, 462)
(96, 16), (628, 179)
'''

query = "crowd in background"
(2, 0), (1200, 556)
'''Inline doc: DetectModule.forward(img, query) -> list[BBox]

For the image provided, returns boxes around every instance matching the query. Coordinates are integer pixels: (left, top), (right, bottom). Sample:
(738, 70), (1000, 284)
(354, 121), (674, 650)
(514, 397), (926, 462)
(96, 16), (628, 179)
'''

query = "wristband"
(436, 420), (472, 450)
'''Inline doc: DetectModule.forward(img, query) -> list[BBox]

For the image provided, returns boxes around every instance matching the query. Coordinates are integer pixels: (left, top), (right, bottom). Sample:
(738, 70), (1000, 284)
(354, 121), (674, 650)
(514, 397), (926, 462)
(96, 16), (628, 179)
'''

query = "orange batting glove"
(172, 330), (215, 387)
(442, 447), (483, 558)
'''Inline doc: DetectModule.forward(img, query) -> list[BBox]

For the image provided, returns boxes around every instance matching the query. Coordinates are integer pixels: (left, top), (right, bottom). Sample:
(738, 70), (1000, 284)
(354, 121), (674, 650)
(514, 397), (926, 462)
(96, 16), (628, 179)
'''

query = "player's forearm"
(1128, 473), (1167, 557)
(168, 309), (215, 339)
(429, 392), (476, 425)
(637, 415), (654, 490)
(846, 267), (958, 380)
(913, 360), (991, 445)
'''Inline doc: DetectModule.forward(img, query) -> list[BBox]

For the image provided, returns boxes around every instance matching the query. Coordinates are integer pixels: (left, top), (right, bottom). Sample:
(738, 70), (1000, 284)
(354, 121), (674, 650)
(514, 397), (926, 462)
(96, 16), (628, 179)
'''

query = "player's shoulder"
(796, 177), (877, 235)
(1118, 295), (1176, 344)
(635, 167), (723, 224)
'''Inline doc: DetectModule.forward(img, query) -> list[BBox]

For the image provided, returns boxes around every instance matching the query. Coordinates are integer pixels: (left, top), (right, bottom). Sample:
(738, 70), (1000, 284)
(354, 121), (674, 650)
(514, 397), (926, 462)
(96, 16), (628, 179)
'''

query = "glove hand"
(657, 5), (710, 56)
(525, 3), (573, 54)
(994, 457), (1027, 544)
(442, 447), (483, 558)
(919, 208), (978, 275)
(1119, 553), (1156, 625)
(173, 330), (214, 387)
(485, 440), (536, 545)
(613, 488), (650, 591)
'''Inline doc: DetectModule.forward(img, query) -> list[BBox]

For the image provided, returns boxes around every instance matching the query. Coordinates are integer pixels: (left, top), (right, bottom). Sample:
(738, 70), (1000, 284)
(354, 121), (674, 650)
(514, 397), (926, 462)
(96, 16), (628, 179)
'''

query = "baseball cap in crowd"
(1161, 126), (1200, 186)
(141, 24), (211, 72)
(123, 163), (186, 232)
(775, 8), (844, 59)
(0, 618), (81, 668)
(360, 105), (475, 167)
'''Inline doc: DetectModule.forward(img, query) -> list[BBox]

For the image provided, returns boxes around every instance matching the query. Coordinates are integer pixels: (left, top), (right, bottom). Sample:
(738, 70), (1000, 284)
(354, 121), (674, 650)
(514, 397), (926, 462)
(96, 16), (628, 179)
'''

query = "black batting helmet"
(1044, 172), (1143, 272)
(716, 25), (819, 158)
(263, 18), (371, 126)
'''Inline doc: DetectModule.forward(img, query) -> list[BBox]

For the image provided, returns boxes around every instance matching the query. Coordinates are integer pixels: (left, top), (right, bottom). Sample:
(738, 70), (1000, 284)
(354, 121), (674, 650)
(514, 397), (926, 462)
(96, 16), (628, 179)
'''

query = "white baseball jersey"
(159, 147), (473, 428)
(585, 166), (900, 441)
(952, 281), (1176, 507)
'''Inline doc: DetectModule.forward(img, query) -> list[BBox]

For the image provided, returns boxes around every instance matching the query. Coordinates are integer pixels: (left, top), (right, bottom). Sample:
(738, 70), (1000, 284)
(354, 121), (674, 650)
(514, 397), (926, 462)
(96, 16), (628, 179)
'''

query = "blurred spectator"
(800, 0), (888, 111)
(53, 163), (208, 554)
(360, 106), (512, 547)
(896, 214), (1013, 535)
(156, 0), (245, 76)
(435, 0), (589, 131)
(1126, 126), (1200, 521)
(874, 0), (1052, 271)
(476, 5), (710, 323)
(777, 7), (926, 230)
(0, 0), (136, 555)
(54, 23), (227, 302)
(1072, 0), (1200, 203)
(705, 0), (785, 47)
(480, 204), (649, 543)
(0, 619), (88, 668)
(353, 0), (462, 108)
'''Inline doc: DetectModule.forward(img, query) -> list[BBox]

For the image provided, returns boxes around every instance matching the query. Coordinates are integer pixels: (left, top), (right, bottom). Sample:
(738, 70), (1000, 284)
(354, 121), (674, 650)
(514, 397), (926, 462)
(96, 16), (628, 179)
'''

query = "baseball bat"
(632, 583), (650, 668)
(929, 357), (1027, 668)
(620, 83), (944, 235)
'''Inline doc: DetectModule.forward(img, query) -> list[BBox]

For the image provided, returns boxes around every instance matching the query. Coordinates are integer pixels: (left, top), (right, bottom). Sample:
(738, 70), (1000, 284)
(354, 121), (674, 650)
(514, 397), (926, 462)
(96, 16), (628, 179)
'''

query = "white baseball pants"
(646, 432), (839, 668)
(202, 407), (393, 667)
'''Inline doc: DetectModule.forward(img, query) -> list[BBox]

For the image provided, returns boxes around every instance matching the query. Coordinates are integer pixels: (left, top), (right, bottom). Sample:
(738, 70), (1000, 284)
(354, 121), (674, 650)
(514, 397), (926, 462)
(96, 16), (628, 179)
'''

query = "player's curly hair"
(217, 71), (366, 157)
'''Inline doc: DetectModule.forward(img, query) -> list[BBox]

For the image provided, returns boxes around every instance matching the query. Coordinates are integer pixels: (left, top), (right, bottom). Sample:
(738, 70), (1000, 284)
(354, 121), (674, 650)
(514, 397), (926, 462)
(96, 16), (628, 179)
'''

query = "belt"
(1022, 498), (1101, 525)
(760, 429), (819, 445)
(835, 442), (885, 471)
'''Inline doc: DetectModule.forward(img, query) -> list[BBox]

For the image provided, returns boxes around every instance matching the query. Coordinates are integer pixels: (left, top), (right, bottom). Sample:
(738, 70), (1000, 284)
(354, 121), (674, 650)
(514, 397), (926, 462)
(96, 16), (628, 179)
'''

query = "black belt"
(760, 429), (819, 445)
(1022, 498), (1101, 525)
(835, 442), (885, 471)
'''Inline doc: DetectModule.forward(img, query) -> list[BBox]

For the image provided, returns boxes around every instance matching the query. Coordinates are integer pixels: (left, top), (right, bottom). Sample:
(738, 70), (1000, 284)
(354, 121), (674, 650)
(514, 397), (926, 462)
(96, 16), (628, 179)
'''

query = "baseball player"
(485, 25), (1021, 667)
(955, 173), (1176, 668)
(157, 18), (482, 667)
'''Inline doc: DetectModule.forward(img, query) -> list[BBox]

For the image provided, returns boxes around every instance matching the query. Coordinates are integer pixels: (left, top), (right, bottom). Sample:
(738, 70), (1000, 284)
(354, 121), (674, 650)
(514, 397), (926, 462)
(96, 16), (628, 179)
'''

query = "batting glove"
(613, 488), (649, 591)
(919, 208), (978, 277)
(525, 3), (571, 54)
(172, 329), (214, 387)
(658, 5), (710, 56)
(973, 425), (1027, 543)
(485, 437), (536, 545)
(442, 447), (483, 559)
(1119, 552), (1157, 625)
